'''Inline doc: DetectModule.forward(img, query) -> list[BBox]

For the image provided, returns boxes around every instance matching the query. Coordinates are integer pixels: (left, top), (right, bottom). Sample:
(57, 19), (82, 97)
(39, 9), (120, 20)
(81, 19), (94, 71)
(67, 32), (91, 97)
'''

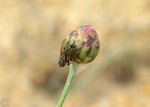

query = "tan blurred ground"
(0, 0), (150, 107)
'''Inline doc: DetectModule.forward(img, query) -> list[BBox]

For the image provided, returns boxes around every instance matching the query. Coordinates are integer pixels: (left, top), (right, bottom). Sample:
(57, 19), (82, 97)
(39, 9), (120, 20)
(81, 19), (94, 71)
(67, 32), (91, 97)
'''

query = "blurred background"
(0, 0), (150, 107)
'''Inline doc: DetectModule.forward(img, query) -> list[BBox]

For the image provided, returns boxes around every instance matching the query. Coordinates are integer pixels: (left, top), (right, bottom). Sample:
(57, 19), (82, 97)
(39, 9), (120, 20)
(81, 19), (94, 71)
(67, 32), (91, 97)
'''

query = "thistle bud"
(59, 25), (100, 67)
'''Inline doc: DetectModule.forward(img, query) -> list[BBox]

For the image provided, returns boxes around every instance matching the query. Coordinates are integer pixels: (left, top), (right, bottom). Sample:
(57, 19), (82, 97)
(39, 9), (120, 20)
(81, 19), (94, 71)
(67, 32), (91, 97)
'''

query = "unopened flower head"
(59, 25), (100, 67)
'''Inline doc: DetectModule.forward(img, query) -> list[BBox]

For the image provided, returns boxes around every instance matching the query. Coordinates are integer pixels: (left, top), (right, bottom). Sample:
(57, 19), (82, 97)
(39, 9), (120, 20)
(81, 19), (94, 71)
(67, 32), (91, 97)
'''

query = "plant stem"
(57, 64), (77, 107)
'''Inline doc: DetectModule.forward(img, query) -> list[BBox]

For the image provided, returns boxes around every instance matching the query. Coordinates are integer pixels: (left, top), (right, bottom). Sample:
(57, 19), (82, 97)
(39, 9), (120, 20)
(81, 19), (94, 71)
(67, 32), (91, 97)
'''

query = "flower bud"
(59, 25), (100, 67)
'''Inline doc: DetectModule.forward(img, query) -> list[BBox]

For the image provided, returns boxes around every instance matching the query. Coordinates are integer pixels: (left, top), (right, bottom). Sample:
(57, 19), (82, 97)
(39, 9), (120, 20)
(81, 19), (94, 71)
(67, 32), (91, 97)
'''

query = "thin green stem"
(57, 64), (77, 107)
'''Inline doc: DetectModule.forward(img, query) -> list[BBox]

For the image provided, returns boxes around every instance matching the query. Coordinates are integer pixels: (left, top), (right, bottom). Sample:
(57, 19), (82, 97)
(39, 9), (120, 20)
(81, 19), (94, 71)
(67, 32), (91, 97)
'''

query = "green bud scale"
(59, 25), (100, 67)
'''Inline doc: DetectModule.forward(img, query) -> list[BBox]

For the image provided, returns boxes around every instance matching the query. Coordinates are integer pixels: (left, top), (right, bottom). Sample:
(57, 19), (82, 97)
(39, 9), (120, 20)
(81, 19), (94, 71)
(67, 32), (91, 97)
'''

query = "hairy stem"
(57, 64), (77, 107)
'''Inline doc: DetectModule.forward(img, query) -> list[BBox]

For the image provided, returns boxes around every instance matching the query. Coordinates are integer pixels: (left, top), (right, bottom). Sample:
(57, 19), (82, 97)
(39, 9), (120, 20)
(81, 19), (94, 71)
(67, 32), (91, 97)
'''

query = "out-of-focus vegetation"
(0, 0), (150, 107)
